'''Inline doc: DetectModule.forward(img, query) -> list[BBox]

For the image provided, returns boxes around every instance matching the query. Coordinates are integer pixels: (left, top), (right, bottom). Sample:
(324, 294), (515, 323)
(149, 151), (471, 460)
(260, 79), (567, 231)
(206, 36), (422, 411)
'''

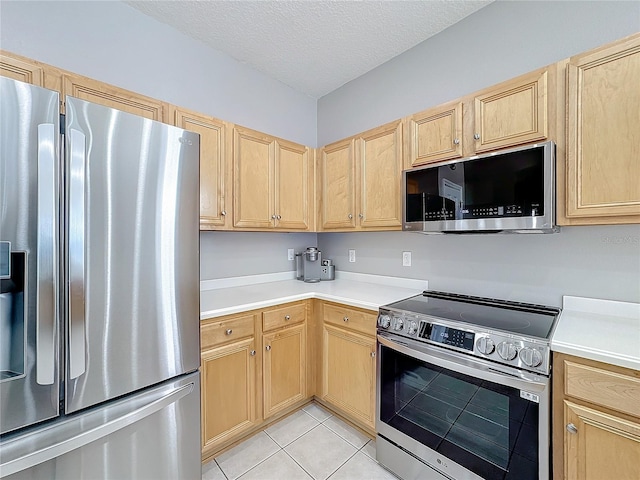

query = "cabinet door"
(201, 338), (257, 457)
(62, 73), (168, 121)
(1, 52), (45, 86)
(274, 140), (310, 230)
(564, 400), (640, 480)
(233, 127), (275, 228)
(407, 101), (463, 167)
(263, 324), (307, 419)
(358, 120), (403, 229)
(566, 35), (640, 220)
(473, 70), (547, 153)
(173, 108), (230, 229)
(321, 324), (376, 430)
(320, 139), (356, 230)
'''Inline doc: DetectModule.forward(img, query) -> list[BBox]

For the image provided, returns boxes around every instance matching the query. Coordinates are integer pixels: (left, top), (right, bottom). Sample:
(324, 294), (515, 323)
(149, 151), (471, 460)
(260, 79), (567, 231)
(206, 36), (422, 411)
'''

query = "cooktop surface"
(385, 291), (560, 340)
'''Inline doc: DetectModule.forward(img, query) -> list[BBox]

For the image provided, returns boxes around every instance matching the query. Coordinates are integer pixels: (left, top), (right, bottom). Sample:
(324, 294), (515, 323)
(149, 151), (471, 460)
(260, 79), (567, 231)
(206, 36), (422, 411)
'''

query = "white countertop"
(551, 296), (640, 371)
(200, 271), (426, 320)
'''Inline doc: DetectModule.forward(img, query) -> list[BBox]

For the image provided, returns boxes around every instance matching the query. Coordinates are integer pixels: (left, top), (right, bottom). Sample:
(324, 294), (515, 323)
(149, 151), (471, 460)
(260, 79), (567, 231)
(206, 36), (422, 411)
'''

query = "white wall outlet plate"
(348, 249), (356, 263)
(402, 251), (412, 267)
(288, 248), (295, 261)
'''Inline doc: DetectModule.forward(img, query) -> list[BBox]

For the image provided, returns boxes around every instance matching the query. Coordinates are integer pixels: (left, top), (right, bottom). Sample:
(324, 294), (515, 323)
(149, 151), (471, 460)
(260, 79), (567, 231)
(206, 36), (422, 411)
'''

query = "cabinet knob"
(265, 345), (271, 351)
(474, 133), (481, 140)
(221, 210), (226, 216)
(370, 352), (376, 358)
(225, 329), (233, 335)
(343, 316), (349, 322)
(250, 350), (256, 356)
(276, 214), (282, 220)
(566, 423), (578, 434)
(453, 138), (460, 145)
(348, 214), (353, 219)
(358, 213), (364, 219)
(284, 315), (291, 320)
(271, 214), (277, 220)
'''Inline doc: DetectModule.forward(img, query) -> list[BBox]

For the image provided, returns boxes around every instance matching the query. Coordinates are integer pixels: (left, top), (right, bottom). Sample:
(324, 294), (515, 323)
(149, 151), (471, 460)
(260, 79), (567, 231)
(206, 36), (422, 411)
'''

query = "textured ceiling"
(126, 0), (494, 98)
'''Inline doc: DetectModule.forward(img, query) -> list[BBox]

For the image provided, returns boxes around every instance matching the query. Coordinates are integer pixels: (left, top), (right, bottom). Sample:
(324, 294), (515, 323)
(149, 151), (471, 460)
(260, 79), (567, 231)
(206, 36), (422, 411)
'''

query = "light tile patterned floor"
(202, 402), (399, 480)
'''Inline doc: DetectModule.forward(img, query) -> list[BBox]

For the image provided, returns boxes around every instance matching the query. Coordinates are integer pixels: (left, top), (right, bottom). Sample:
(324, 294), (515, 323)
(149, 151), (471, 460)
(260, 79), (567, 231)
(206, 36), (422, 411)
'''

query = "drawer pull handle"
(343, 317), (349, 322)
(250, 350), (256, 356)
(285, 315), (291, 320)
(265, 345), (271, 351)
(225, 329), (233, 335)
(566, 423), (578, 434)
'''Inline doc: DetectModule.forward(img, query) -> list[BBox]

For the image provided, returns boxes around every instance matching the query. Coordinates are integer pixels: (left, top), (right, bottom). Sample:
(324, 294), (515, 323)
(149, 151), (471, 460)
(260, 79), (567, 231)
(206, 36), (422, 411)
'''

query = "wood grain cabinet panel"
(473, 70), (548, 153)
(406, 101), (463, 167)
(0, 52), (45, 86)
(62, 73), (168, 121)
(275, 140), (311, 230)
(320, 138), (357, 229)
(262, 323), (307, 419)
(565, 33), (640, 222)
(172, 108), (231, 229)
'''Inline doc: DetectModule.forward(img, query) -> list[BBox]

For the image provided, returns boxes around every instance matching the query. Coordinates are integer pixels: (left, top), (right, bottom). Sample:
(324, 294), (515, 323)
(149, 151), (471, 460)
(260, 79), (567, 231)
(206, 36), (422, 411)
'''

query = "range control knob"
(393, 318), (404, 331)
(407, 321), (418, 335)
(519, 347), (543, 367)
(476, 337), (495, 355)
(497, 342), (518, 361)
(378, 314), (391, 329)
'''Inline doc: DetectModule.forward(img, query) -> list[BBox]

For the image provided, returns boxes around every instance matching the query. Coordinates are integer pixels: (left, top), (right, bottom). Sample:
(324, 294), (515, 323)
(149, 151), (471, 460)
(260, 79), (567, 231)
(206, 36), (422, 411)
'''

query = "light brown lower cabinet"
(553, 352), (640, 480)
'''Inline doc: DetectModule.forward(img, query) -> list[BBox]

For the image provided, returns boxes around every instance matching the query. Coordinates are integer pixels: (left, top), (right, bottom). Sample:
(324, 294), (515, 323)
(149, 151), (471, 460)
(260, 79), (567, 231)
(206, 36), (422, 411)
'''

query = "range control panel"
(418, 322), (474, 351)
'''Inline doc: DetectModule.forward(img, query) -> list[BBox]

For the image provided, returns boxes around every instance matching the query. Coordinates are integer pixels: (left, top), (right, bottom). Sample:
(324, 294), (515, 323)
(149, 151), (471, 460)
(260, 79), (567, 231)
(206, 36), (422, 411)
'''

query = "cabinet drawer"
(263, 302), (306, 332)
(201, 314), (255, 350)
(323, 303), (376, 337)
(565, 360), (640, 418)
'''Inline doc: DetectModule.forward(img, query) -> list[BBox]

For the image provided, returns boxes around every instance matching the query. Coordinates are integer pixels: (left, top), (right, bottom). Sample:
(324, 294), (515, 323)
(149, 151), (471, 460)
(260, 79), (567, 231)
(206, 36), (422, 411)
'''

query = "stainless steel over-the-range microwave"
(403, 141), (557, 234)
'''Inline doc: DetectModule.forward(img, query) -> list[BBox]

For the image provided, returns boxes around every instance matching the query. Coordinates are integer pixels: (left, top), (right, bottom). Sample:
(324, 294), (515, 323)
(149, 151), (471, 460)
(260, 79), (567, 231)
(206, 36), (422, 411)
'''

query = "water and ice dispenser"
(0, 242), (25, 381)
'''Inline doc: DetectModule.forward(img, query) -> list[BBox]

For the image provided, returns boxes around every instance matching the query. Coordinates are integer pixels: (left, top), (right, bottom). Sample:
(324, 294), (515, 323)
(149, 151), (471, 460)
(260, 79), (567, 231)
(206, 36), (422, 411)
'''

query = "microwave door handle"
(68, 129), (86, 379)
(36, 124), (57, 385)
(377, 333), (547, 392)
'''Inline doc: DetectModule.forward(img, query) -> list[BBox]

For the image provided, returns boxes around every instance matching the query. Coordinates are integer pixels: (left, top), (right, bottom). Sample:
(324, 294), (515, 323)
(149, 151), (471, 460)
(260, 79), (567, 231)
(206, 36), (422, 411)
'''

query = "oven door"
(376, 333), (549, 480)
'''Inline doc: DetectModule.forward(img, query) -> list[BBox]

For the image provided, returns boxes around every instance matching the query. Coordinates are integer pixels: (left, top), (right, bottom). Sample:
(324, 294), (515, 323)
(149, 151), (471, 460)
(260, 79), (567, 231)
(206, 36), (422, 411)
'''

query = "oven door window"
(379, 345), (539, 480)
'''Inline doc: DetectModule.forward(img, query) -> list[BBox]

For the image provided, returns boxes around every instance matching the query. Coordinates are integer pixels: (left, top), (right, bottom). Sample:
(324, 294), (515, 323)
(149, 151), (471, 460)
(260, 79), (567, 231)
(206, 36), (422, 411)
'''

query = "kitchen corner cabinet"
(233, 126), (311, 230)
(562, 33), (640, 225)
(172, 107), (232, 230)
(552, 352), (640, 480)
(200, 313), (259, 460)
(320, 120), (403, 231)
(262, 302), (308, 419)
(319, 303), (377, 432)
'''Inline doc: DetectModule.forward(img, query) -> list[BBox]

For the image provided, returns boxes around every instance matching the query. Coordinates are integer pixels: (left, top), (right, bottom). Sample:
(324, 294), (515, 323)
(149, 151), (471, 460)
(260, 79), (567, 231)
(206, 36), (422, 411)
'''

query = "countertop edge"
(551, 340), (640, 372)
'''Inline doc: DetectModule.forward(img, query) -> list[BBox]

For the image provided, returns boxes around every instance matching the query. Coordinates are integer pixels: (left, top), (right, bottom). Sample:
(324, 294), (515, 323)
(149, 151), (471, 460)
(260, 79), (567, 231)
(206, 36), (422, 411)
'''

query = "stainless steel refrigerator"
(0, 77), (201, 479)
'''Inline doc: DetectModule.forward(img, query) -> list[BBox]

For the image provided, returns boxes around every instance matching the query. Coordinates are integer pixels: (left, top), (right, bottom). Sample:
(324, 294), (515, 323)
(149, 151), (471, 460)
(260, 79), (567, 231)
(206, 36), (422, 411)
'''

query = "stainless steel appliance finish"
(297, 246), (322, 283)
(402, 141), (557, 234)
(376, 291), (559, 480)
(0, 77), (201, 478)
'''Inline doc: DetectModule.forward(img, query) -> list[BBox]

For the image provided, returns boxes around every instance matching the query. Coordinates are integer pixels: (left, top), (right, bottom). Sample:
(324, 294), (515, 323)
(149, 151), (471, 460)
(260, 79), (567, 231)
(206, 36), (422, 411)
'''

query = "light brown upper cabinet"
(472, 69), (548, 153)
(62, 72), (169, 121)
(172, 108), (232, 230)
(406, 100), (463, 167)
(563, 33), (640, 225)
(320, 120), (403, 231)
(233, 126), (311, 230)
(0, 51), (45, 86)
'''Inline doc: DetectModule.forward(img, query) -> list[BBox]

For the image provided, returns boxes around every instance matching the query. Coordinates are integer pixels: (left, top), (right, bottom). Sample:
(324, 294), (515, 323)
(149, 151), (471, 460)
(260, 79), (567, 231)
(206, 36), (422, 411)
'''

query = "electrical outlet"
(287, 248), (294, 261)
(348, 249), (356, 263)
(402, 251), (412, 267)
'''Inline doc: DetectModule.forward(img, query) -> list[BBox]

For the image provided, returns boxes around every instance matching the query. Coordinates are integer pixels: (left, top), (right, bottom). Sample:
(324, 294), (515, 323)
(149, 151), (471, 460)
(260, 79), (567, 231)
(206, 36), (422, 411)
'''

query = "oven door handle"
(377, 333), (548, 392)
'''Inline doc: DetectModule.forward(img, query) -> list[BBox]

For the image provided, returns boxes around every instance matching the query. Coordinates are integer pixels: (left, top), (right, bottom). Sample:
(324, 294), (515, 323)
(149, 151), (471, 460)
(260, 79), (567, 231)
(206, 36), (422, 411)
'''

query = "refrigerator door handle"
(36, 124), (57, 385)
(0, 381), (195, 477)
(68, 129), (86, 379)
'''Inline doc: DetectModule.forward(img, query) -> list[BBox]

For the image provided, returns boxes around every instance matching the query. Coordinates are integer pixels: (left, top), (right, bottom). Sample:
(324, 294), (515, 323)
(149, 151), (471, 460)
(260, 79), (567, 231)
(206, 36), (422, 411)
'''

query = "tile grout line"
(213, 459), (229, 480)
(280, 447), (317, 480)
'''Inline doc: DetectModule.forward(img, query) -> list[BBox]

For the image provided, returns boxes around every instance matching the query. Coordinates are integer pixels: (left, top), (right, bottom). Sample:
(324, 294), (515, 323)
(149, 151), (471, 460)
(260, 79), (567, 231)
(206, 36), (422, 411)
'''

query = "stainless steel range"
(375, 291), (560, 480)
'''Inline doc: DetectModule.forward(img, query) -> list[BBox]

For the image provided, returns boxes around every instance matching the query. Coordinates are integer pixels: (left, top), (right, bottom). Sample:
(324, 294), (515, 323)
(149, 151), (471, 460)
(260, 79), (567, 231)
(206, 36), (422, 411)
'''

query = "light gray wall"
(317, 0), (640, 306)
(317, 0), (640, 145)
(0, 0), (317, 146)
(318, 226), (640, 307)
(200, 232), (317, 280)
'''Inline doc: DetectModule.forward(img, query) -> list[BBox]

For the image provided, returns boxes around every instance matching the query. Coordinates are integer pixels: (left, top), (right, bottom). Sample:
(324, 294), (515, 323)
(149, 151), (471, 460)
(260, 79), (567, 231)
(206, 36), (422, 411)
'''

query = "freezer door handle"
(36, 124), (57, 385)
(0, 381), (195, 477)
(68, 129), (86, 379)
